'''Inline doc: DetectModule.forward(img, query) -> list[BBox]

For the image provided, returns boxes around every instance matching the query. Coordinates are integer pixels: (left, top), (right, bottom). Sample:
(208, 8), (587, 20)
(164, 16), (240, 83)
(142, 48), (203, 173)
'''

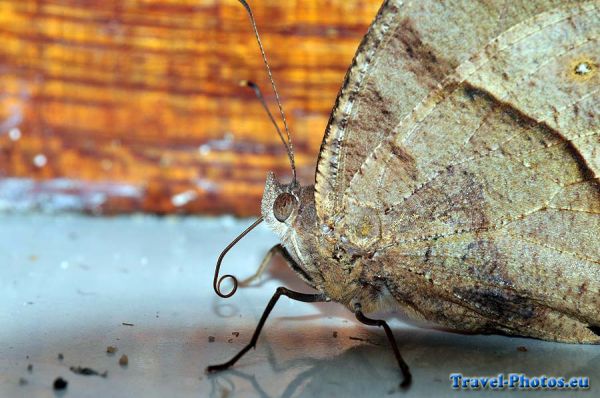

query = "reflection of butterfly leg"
(238, 244), (282, 287)
(206, 287), (328, 372)
(354, 303), (411, 388)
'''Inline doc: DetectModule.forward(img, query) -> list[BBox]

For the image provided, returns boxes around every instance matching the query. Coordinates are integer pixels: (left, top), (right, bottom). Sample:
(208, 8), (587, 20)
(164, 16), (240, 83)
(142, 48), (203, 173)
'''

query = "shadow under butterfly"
(209, 0), (600, 388)
(206, 325), (600, 397)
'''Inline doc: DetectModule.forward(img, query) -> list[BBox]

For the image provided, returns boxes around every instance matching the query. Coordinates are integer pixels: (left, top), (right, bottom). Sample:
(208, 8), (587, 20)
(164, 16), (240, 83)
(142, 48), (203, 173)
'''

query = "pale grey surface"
(0, 213), (598, 397)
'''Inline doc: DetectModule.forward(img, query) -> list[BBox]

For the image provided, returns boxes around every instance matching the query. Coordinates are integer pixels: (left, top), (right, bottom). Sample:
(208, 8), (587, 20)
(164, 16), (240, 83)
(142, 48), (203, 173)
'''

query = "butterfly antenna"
(239, 80), (291, 167)
(237, 0), (297, 184)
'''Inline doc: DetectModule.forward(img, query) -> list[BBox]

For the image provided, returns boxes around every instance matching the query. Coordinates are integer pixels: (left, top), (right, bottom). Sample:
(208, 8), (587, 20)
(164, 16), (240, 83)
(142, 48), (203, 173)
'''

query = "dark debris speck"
(53, 377), (68, 390)
(70, 366), (108, 378)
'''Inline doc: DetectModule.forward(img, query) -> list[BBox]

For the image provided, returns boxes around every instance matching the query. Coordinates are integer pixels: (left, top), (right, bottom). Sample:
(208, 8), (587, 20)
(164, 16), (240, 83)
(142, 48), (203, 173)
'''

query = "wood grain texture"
(0, 0), (380, 215)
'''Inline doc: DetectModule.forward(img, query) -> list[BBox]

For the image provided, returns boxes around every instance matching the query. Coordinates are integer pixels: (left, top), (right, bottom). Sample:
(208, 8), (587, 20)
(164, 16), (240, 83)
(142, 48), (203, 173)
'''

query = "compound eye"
(273, 192), (297, 222)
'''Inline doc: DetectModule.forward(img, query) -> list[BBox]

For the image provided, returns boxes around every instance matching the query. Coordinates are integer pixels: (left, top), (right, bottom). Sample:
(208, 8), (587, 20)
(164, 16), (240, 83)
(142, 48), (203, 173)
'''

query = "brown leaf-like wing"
(334, 1), (599, 341)
(315, 0), (586, 225)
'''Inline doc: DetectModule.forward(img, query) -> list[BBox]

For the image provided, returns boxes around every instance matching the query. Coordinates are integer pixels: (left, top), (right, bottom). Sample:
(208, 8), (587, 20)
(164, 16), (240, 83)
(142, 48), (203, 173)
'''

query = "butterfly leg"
(354, 303), (412, 388)
(206, 287), (329, 372)
(238, 244), (283, 287)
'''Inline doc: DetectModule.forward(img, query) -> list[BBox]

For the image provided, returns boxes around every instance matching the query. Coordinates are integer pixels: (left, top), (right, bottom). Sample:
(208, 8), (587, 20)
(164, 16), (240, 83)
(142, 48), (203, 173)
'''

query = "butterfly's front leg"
(354, 303), (412, 388)
(206, 287), (329, 372)
(238, 244), (284, 287)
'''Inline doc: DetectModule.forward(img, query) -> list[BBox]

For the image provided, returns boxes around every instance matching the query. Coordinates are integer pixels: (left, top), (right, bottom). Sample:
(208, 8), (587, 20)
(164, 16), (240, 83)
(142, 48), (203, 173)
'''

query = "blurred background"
(0, 0), (381, 216)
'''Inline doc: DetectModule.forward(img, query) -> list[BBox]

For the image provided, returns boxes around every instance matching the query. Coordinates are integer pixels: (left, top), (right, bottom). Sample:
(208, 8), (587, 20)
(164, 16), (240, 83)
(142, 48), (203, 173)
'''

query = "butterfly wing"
(315, 0), (582, 224)
(316, 0), (600, 341)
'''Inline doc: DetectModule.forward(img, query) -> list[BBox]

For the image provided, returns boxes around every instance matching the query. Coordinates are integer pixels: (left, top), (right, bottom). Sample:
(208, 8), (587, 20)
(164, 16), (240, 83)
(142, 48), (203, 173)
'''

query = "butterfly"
(209, 0), (600, 388)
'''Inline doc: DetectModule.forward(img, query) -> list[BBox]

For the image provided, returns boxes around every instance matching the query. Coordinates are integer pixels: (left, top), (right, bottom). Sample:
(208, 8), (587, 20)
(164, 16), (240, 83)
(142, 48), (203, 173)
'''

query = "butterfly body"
(262, 0), (600, 343)
(262, 174), (391, 314)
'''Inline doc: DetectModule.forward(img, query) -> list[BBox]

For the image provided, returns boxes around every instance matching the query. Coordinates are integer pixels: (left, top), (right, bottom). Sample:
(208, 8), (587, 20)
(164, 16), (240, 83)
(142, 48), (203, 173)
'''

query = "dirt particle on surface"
(208, 336), (215, 343)
(232, 331), (239, 337)
(27, 364), (33, 372)
(119, 355), (129, 367)
(517, 346), (528, 352)
(19, 377), (28, 386)
(53, 377), (68, 390)
(70, 366), (108, 378)
(106, 346), (118, 354)
(57, 353), (64, 361)
(122, 322), (134, 326)
(332, 331), (338, 338)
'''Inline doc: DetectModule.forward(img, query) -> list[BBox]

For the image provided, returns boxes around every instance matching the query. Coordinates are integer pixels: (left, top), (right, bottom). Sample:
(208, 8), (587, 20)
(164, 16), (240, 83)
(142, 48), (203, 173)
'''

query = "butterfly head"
(261, 172), (301, 236)
(260, 172), (324, 287)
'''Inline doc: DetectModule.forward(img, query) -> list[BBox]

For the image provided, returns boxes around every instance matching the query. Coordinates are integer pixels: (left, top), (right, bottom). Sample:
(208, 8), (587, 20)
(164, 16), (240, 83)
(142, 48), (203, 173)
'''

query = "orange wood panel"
(0, 0), (381, 215)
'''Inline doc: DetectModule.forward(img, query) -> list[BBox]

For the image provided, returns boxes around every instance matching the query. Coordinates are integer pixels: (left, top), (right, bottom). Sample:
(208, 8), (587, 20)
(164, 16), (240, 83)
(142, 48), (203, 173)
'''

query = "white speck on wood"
(171, 190), (198, 207)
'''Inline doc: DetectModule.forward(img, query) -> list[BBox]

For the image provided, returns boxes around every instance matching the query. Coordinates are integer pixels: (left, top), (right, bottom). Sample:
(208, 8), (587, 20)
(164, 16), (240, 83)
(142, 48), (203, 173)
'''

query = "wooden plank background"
(0, 0), (381, 215)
